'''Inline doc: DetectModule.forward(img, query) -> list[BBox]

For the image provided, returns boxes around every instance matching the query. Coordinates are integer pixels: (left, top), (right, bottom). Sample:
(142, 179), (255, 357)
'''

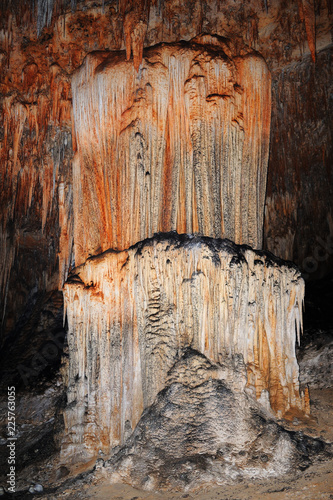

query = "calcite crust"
(62, 234), (305, 462)
(72, 35), (271, 265)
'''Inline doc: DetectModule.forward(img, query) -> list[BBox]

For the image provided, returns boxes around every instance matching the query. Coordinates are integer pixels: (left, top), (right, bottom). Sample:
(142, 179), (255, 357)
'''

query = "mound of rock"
(100, 349), (327, 491)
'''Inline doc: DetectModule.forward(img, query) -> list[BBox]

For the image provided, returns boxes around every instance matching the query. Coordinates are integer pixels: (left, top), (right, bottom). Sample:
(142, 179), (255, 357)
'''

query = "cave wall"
(0, 0), (332, 340)
(265, 45), (333, 279)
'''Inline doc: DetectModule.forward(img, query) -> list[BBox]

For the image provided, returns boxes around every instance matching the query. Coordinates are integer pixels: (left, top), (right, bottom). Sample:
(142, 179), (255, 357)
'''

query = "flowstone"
(98, 349), (323, 491)
(71, 34), (271, 264)
(62, 234), (307, 464)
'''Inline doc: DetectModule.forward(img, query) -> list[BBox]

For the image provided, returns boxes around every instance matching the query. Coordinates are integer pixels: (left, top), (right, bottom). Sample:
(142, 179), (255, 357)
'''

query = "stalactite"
(37, 0), (55, 35)
(297, 0), (316, 62)
(71, 35), (271, 266)
(58, 176), (74, 289)
(62, 234), (306, 462)
(0, 52), (73, 334)
(120, 0), (150, 70)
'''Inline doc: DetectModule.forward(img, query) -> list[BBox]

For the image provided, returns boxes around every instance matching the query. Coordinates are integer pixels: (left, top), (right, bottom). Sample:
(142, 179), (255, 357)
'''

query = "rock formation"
(59, 31), (312, 475)
(99, 349), (320, 491)
(58, 25), (317, 484)
(71, 35), (271, 263)
(62, 234), (307, 465)
(0, 0), (332, 495)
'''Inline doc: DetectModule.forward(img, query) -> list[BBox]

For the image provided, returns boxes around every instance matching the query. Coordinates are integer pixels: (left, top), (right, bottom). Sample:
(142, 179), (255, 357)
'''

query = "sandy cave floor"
(73, 461), (333, 500)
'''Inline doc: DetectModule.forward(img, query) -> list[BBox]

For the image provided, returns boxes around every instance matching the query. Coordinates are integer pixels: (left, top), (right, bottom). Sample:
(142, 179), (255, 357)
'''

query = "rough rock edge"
(67, 232), (301, 283)
(90, 349), (331, 493)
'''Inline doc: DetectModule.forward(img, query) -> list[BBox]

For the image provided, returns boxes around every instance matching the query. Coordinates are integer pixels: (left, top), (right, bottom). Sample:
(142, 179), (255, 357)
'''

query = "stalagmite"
(62, 234), (306, 463)
(71, 35), (271, 265)
(101, 349), (316, 490)
(1, 0), (332, 493)
(60, 33), (312, 474)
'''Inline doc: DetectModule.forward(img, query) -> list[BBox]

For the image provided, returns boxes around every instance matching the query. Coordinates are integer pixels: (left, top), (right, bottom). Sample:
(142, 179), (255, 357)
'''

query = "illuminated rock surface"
(0, 0), (332, 496)
(71, 35), (271, 263)
(99, 350), (320, 490)
(62, 234), (307, 464)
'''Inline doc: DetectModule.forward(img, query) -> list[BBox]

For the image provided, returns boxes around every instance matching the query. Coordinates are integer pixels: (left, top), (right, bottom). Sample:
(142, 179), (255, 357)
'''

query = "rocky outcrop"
(98, 349), (322, 491)
(62, 234), (307, 463)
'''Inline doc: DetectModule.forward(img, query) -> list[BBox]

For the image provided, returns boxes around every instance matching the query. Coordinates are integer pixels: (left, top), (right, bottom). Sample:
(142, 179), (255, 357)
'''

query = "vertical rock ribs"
(62, 235), (306, 462)
(71, 35), (271, 265)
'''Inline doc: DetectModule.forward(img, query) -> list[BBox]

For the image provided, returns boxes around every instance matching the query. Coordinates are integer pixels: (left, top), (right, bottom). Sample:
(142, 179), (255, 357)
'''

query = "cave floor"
(49, 457), (333, 500)
(70, 460), (333, 500)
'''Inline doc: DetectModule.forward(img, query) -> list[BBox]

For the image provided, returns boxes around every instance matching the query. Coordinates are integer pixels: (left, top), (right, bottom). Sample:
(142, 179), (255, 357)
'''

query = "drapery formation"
(62, 235), (307, 461)
(71, 35), (271, 264)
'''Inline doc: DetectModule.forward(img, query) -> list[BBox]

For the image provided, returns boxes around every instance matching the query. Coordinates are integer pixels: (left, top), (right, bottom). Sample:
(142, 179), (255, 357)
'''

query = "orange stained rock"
(297, 0), (316, 63)
(120, 0), (149, 70)
(0, 49), (73, 327)
(72, 35), (271, 266)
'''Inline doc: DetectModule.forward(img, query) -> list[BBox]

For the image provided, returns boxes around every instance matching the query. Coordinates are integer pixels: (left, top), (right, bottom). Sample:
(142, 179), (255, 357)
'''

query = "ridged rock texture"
(62, 235), (307, 464)
(1, 0), (332, 340)
(72, 35), (271, 264)
(99, 350), (321, 491)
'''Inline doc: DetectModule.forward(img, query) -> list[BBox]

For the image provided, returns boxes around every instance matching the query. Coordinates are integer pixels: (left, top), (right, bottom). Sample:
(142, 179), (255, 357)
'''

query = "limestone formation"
(0, 1), (332, 497)
(62, 234), (306, 463)
(1, 0), (332, 340)
(99, 349), (322, 491)
(71, 35), (271, 265)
